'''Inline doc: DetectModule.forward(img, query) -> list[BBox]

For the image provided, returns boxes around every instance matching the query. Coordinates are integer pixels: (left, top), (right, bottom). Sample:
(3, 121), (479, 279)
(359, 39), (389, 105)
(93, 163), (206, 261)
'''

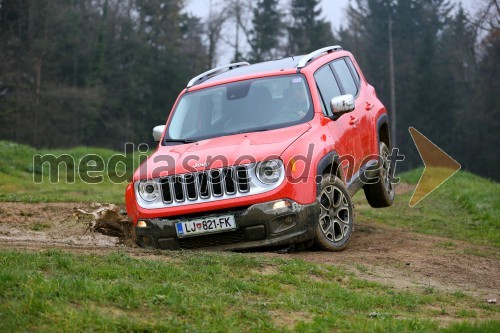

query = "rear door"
(330, 58), (373, 166)
(314, 63), (363, 180)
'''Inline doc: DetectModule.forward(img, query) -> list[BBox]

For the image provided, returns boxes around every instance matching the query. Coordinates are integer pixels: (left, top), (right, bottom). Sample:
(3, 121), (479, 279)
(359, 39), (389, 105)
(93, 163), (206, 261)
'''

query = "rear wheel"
(314, 175), (353, 251)
(364, 142), (395, 208)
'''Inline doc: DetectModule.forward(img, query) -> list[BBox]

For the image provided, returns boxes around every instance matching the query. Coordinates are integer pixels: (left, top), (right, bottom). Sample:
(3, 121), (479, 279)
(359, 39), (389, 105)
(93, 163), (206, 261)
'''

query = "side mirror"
(330, 94), (355, 117)
(152, 125), (165, 142)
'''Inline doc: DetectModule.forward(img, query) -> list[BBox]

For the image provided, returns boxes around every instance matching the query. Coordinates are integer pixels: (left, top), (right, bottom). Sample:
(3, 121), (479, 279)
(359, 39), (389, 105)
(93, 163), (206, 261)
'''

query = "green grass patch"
(0, 250), (497, 332)
(355, 170), (500, 247)
(458, 248), (500, 259)
(0, 141), (147, 204)
(30, 222), (52, 231)
(434, 241), (455, 248)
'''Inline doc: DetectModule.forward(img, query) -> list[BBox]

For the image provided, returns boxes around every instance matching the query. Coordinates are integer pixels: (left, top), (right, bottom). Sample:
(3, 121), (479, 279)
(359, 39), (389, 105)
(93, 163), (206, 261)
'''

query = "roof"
(189, 46), (344, 88)
(203, 56), (304, 84)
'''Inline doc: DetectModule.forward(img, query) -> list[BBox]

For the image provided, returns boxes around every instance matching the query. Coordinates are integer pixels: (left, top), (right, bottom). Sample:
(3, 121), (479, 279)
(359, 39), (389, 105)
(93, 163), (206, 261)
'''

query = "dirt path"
(270, 223), (499, 300)
(0, 201), (498, 303)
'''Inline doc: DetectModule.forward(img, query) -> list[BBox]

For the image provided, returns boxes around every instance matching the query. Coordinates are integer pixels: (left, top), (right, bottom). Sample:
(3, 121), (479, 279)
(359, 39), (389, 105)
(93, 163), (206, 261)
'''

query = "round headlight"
(138, 180), (160, 202)
(256, 159), (283, 184)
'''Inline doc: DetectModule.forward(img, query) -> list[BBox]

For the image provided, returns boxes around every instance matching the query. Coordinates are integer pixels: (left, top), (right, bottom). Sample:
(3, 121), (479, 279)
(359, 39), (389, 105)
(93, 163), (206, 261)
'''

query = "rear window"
(331, 59), (358, 96)
(345, 57), (361, 86)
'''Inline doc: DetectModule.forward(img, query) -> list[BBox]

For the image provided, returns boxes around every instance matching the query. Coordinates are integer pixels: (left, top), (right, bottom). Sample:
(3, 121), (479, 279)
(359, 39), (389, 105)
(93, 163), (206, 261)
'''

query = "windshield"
(166, 75), (313, 143)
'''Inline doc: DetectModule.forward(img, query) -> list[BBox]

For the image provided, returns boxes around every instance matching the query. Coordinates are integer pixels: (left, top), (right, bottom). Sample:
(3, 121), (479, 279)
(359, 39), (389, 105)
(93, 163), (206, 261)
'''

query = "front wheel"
(314, 175), (354, 251)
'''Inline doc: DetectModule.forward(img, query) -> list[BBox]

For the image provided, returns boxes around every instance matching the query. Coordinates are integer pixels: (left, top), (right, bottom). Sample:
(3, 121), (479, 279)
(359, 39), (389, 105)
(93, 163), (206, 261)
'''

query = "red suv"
(125, 46), (394, 251)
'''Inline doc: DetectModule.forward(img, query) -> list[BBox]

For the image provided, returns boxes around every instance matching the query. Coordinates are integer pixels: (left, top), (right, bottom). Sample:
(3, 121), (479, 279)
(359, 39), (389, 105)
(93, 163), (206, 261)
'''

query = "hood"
(134, 123), (311, 180)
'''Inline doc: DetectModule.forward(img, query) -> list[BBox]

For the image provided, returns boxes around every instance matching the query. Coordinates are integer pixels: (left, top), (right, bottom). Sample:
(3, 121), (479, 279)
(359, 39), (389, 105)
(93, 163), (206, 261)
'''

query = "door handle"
(349, 116), (359, 125)
(365, 102), (374, 111)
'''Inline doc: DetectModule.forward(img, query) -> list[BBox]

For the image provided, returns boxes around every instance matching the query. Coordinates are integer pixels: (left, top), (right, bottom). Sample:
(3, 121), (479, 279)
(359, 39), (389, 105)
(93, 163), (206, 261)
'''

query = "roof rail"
(297, 45), (343, 69)
(187, 62), (251, 88)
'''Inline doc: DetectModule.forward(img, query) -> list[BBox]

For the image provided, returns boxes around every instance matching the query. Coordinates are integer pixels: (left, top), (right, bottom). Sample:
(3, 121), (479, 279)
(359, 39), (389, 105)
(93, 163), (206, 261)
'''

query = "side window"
(345, 57), (361, 86)
(331, 59), (358, 96)
(314, 65), (342, 115)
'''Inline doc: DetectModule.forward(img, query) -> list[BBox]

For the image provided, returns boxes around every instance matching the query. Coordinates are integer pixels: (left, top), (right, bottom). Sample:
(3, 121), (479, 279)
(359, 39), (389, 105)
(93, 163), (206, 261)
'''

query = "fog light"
(273, 200), (291, 210)
(142, 235), (153, 247)
(284, 216), (294, 225)
(137, 220), (147, 228)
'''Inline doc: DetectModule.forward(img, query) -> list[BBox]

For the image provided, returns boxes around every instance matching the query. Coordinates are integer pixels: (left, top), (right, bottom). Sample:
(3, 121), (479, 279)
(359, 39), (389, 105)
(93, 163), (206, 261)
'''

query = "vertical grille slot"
(185, 173), (197, 200)
(173, 176), (185, 201)
(223, 168), (236, 194)
(160, 178), (173, 203)
(198, 172), (210, 198)
(160, 165), (250, 204)
(236, 166), (249, 192)
(210, 169), (223, 196)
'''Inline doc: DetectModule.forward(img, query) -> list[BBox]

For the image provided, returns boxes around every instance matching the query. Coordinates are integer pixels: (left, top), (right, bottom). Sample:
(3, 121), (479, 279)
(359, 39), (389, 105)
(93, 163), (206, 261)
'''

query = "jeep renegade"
(125, 46), (394, 251)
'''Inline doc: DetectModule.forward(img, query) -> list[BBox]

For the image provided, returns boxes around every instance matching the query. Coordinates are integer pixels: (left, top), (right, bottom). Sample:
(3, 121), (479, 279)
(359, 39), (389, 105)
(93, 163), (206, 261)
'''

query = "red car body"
(125, 46), (393, 250)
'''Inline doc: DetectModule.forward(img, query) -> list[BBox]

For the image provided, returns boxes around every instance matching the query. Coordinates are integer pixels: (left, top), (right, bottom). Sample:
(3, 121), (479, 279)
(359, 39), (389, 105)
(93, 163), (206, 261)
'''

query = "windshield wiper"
(164, 138), (197, 144)
(232, 128), (271, 135)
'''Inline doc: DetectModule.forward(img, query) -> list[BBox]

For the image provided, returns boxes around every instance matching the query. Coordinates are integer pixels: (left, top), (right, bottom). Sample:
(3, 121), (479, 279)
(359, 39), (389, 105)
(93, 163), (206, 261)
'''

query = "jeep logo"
(191, 162), (209, 168)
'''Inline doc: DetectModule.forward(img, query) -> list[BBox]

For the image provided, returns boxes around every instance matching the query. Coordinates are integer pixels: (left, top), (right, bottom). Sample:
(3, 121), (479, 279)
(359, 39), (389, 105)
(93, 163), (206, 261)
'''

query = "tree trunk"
(388, 13), (396, 148)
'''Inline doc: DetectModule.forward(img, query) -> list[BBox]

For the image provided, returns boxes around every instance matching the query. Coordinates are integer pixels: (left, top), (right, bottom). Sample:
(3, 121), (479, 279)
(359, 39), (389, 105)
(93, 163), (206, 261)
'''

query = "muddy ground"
(0, 200), (498, 305)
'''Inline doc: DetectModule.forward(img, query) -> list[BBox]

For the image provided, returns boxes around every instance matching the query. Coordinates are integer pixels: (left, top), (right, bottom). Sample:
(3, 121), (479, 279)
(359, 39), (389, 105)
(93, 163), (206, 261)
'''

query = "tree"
(466, 0), (499, 34)
(180, 13), (207, 74)
(205, 0), (229, 67)
(471, 28), (500, 179)
(288, 0), (334, 54)
(0, 0), (208, 148)
(247, 0), (282, 62)
(461, 0), (500, 179)
(437, 6), (476, 157)
(340, 0), (457, 170)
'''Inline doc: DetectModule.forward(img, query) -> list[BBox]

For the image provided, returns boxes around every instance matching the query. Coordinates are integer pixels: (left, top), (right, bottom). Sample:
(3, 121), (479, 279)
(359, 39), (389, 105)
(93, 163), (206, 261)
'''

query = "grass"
(0, 141), (143, 204)
(0, 250), (498, 332)
(31, 222), (52, 231)
(354, 168), (500, 247)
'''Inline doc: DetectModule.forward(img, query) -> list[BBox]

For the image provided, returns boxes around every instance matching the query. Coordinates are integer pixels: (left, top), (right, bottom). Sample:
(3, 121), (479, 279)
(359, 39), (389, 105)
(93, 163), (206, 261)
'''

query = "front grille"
(160, 165), (250, 205)
(178, 230), (245, 249)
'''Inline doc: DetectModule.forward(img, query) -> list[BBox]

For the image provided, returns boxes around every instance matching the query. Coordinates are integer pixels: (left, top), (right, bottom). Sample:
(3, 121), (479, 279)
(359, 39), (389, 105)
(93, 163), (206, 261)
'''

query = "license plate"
(175, 215), (236, 238)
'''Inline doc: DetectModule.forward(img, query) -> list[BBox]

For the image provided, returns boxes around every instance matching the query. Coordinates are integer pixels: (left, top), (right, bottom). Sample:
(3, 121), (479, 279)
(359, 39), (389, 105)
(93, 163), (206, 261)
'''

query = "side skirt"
(347, 159), (378, 197)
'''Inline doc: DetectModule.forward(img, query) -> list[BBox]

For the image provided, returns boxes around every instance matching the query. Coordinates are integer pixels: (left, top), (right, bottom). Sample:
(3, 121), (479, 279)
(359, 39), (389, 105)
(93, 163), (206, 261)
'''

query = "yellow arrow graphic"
(408, 127), (461, 207)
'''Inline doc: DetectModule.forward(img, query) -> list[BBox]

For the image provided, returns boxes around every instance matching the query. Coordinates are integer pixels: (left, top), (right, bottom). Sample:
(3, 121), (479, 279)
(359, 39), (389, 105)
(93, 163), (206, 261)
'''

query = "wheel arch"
(377, 114), (391, 150)
(315, 151), (343, 196)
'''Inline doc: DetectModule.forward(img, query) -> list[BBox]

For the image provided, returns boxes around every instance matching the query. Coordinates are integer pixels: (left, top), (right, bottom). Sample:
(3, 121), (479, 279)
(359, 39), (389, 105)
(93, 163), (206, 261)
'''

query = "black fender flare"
(376, 113), (391, 150)
(315, 150), (340, 197)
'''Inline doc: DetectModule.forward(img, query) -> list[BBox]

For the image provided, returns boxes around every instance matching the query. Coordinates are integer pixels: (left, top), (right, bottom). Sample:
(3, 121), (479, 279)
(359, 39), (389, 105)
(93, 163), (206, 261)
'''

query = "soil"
(0, 200), (498, 305)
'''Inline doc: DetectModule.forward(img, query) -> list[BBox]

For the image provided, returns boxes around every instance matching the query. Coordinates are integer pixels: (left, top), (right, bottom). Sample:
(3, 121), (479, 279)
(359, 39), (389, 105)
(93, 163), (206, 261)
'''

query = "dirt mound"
(74, 203), (135, 246)
(0, 202), (133, 248)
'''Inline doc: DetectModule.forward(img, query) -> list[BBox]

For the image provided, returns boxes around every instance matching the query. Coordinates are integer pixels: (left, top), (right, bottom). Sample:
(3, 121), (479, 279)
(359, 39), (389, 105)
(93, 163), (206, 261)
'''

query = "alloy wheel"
(319, 184), (351, 243)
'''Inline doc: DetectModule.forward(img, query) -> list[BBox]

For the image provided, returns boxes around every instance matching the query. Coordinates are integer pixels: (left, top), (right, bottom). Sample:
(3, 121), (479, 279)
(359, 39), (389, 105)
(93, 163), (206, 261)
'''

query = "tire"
(363, 142), (395, 208)
(314, 175), (354, 251)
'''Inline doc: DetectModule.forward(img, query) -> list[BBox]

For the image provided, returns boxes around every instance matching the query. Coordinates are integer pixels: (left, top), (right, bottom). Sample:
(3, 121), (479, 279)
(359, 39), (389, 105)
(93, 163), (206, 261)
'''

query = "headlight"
(256, 159), (283, 184)
(137, 180), (160, 202)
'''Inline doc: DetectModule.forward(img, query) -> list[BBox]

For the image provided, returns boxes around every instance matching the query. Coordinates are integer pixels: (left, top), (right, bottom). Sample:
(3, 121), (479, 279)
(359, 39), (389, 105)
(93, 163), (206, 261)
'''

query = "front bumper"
(135, 199), (320, 250)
